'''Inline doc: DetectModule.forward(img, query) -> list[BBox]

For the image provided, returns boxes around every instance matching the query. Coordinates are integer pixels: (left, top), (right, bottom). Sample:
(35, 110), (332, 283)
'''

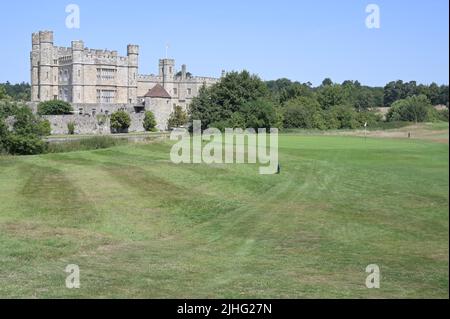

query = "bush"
(437, 108), (449, 122)
(4, 133), (46, 155)
(282, 96), (321, 128)
(311, 111), (327, 130)
(110, 110), (131, 133)
(386, 95), (433, 123)
(356, 111), (382, 127)
(38, 100), (73, 115)
(67, 122), (76, 135)
(143, 111), (158, 132)
(0, 100), (20, 118)
(329, 105), (360, 129)
(0, 117), (7, 152)
(239, 99), (278, 130)
(39, 119), (51, 136)
(0, 105), (51, 155)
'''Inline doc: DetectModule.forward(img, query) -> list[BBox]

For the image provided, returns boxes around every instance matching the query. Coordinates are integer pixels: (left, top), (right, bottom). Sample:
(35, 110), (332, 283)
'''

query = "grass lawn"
(0, 133), (448, 298)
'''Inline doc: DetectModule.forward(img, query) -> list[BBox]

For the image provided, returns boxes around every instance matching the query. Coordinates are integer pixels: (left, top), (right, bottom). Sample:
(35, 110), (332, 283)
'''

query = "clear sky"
(0, 0), (448, 86)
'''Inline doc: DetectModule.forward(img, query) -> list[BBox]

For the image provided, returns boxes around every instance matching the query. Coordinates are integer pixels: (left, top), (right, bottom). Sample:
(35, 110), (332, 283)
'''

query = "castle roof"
(144, 84), (171, 99)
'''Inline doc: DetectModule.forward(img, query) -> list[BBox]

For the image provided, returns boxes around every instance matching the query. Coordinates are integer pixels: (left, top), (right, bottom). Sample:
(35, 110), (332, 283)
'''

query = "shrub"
(240, 99), (279, 130)
(1, 105), (51, 155)
(67, 122), (76, 135)
(0, 100), (20, 118)
(4, 133), (46, 155)
(437, 108), (449, 122)
(0, 117), (7, 152)
(356, 111), (382, 127)
(386, 95), (433, 123)
(38, 100), (73, 115)
(110, 110), (131, 133)
(329, 105), (359, 129)
(282, 96), (321, 128)
(38, 119), (51, 136)
(311, 111), (327, 130)
(143, 111), (158, 132)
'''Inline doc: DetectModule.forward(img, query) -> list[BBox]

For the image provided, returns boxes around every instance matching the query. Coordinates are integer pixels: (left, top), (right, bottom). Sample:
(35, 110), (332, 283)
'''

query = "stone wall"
(44, 112), (147, 135)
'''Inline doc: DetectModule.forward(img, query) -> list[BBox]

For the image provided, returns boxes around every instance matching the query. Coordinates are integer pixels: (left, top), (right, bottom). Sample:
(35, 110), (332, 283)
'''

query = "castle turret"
(30, 33), (40, 101)
(159, 58), (175, 94)
(71, 40), (84, 103)
(127, 45), (139, 104)
(38, 31), (55, 101)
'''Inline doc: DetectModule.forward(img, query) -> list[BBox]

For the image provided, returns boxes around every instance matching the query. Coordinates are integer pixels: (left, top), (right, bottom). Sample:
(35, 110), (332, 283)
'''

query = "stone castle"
(30, 31), (220, 132)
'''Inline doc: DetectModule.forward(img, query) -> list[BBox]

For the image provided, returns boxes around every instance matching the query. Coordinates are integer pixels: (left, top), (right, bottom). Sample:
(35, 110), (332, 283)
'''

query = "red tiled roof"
(144, 84), (171, 99)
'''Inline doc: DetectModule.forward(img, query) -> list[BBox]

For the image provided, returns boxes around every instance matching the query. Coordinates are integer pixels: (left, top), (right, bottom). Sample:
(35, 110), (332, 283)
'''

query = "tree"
(110, 110), (131, 133)
(1, 104), (48, 155)
(428, 83), (441, 105)
(0, 82), (31, 101)
(143, 111), (158, 132)
(38, 100), (73, 115)
(0, 117), (7, 152)
(240, 99), (278, 130)
(168, 105), (188, 129)
(283, 96), (321, 128)
(439, 85), (449, 106)
(317, 84), (346, 109)
(189, 71), (269, 129)
(329, 105), (360, 129)
(386, 95), (433, 123)
(0, 86), (9, 100)
(266, 78), (313, 104)
(383, 80), (405, 107)
(321, 78), (333, 87)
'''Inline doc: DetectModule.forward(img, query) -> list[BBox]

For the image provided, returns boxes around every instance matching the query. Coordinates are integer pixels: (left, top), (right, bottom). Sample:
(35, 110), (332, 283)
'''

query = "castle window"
(78, 70), (81, 77)
(97, 68), (116, 81)
(187, 88), (192, 95)
(173, 88), (177, 95)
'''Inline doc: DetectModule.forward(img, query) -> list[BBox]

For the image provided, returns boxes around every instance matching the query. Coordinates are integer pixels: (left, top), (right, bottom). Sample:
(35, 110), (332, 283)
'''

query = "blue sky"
(0, 0), (448, 86)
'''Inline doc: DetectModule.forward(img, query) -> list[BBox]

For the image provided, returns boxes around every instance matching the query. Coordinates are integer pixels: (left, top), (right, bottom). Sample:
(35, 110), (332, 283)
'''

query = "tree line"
(189, 72), (449, 131)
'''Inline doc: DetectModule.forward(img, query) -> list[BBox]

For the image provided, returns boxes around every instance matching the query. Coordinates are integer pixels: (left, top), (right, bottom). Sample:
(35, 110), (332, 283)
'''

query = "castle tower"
(30, 33), (40, 102)
(71, 40), (84, 103)
(127, 45), (139, 104)
(159, 58), (175, 94)
(38, 31), (55, 101)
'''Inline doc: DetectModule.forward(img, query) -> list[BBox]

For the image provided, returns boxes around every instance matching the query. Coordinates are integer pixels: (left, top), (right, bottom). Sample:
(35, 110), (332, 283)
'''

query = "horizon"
(0, 0), (448, 86)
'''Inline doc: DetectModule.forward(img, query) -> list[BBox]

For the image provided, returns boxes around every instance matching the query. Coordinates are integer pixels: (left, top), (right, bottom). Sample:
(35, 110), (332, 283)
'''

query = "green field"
(0, 131), (448, 298)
